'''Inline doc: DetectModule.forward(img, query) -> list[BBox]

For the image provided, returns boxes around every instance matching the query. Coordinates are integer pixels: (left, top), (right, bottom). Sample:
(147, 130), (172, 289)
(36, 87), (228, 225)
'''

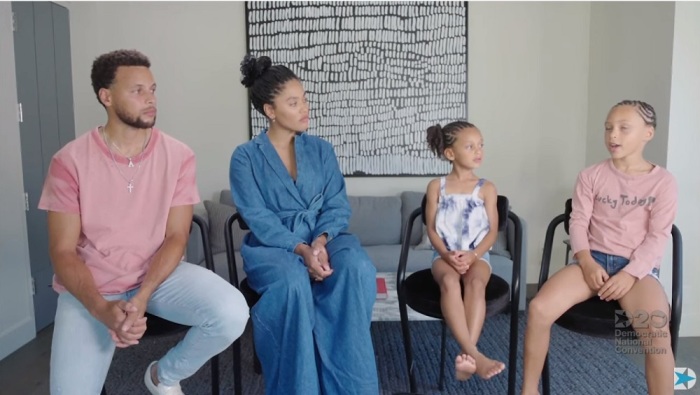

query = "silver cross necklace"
(101, 127), (149, 193)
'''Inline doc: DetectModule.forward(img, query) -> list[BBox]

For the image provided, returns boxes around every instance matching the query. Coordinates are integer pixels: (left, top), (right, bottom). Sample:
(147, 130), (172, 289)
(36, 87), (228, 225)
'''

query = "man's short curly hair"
(90, 49), (151, 106)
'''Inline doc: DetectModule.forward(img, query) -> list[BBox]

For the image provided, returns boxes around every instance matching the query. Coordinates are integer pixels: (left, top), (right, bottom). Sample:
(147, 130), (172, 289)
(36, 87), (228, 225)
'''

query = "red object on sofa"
(376, 277), (388, 300)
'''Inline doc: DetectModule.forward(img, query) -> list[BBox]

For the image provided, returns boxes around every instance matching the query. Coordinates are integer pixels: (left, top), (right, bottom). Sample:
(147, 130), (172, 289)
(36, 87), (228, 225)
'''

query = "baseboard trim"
(0, 317), (35, 361)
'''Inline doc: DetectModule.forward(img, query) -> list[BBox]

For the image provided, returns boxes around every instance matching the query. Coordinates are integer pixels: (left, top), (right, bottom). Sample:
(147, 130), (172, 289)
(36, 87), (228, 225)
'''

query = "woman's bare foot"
(474, 353), (505, 379)
(455, 354), (477, 381)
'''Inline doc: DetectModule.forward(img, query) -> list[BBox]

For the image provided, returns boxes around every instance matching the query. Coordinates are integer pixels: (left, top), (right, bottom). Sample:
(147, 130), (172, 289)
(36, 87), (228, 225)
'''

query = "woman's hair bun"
(240, 54), (272, 88)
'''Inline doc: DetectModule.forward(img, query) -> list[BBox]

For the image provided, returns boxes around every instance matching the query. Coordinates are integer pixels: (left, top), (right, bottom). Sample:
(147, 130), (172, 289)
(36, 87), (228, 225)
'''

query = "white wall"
(463, 2), (591, 277)
(0, 2), (36, 360)
(666, 2), (700, 337)
(64, 1), (592, 285)
(586, 2), (675, 167)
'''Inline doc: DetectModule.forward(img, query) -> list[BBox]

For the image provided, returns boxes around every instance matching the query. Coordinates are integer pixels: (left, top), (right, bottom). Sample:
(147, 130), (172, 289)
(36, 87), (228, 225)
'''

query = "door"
(13, 1), (75, 332)
(0, 1), (35, 362)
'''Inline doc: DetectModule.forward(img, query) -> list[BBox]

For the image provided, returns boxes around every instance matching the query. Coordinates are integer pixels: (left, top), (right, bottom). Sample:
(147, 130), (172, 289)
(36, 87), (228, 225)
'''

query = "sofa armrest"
(186, 203), (209, 265)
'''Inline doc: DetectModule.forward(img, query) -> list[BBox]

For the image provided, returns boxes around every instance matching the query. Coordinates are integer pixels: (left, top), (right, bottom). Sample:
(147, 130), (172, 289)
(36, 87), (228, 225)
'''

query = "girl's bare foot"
(474, 353), (505, 379)
(521, 388), (540, 395)
(455, 353), (477, 381)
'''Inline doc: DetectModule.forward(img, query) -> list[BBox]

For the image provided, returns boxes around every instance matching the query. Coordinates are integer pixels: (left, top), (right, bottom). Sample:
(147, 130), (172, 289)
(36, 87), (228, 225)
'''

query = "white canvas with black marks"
(246, 1), (467, 176)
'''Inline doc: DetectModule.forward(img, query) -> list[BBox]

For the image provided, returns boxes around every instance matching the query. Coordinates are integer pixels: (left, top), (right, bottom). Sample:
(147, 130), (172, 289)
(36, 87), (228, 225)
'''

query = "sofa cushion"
(414, 228), (434, 250)
(363, 244), (435, 273)
(203, 200), (249, 255)
(220, 189), (235, 207)
(347, 196), (402, 246)
(222, 189), (402, 246)
(401, 191), (425, 246)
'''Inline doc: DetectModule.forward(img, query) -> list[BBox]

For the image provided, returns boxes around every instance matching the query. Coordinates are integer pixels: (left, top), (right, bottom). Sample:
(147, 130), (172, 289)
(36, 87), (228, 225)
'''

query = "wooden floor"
(1, 287), (698, 395)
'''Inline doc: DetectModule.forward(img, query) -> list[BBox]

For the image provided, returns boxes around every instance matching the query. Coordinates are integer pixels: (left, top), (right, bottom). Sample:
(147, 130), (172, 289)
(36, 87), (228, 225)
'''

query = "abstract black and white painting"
(246, 2), (468, 176)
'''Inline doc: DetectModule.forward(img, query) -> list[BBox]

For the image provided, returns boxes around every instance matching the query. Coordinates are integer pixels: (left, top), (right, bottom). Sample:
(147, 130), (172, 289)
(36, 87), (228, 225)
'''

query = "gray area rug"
(105, 312), (647, 394)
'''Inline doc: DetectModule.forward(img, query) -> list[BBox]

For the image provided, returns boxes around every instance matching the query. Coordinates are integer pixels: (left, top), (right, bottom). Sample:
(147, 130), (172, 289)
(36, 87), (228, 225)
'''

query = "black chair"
(537, 199), (683, 395)
(397, 195), (523, 394)
(102, 214), (222, 395)
(224, 212), (263, 377)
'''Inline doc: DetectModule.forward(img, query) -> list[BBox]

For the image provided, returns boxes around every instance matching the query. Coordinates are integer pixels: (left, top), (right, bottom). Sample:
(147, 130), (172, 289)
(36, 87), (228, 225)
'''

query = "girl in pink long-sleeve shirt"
(522, 100), (678, 395)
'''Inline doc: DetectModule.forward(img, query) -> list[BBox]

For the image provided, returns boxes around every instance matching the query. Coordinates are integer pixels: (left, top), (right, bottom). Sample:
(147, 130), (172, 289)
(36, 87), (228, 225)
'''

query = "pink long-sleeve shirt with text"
(569, 159), (678, 280)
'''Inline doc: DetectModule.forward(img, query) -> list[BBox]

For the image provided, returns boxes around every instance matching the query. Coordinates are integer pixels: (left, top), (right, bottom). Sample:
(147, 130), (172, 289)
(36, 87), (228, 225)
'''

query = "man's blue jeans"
(50, 261), (249, 394)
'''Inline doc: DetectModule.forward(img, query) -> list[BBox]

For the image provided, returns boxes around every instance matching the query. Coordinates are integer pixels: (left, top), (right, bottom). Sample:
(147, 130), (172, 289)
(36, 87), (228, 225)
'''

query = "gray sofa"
(188, 190), (527, 310)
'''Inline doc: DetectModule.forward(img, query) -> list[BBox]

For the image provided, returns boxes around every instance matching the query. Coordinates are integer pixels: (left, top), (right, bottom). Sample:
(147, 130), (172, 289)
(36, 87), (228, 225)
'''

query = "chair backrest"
(235, 214), (250, 231)
(564, 198), (573, 235)
(224, 212), (250, 288)
(420, 193), (510, 231)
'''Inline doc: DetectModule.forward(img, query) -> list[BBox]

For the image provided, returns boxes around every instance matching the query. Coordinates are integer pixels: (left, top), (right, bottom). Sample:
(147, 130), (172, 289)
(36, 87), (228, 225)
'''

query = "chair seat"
(402, 269), (510, 319)
(555, 297), (636, 339)
(240, 278), (261, 307)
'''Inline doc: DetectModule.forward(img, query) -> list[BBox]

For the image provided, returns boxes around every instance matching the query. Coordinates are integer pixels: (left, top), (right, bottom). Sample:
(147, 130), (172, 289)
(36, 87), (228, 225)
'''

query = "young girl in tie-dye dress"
(424, 121), (505, 381)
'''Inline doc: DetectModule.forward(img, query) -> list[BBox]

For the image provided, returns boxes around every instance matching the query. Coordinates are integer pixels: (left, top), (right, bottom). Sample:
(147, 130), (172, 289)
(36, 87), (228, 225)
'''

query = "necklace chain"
(108, 139), (137, 167)
(101, 127), (149, 193)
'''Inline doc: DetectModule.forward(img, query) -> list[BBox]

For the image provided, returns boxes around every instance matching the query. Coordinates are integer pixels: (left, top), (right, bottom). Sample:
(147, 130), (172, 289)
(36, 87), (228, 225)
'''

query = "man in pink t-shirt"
(522, 101), (678, 395)
(39, 50), (248, 395)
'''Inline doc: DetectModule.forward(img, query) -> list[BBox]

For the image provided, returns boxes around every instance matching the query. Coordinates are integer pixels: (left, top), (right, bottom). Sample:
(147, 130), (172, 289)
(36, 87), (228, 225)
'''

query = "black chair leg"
(542, 355), (551, 395)
(253, 341), (262, 375)
(508, 308), (518, 395)
(438, 321), (447, 391)
(399, 296), (417, 393)
(672, 332), (678, 361)
(246, 321), (262, 375)
(211, 355), (219, 395)
(438, 322), (447, 391)
(670, 316), (679, 360)
(233, 339), (242, 395)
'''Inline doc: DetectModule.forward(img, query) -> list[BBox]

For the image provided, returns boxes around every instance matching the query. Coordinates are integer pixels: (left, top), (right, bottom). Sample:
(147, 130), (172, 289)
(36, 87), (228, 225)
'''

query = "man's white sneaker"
(144, 361), (184, 395)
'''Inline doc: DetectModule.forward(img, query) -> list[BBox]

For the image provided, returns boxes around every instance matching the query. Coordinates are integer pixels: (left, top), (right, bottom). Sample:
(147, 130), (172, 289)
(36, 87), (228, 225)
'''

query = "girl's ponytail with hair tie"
(434, 123), (444, 146)
(431, 124), (443, 139)
(426, 123), (445, 157)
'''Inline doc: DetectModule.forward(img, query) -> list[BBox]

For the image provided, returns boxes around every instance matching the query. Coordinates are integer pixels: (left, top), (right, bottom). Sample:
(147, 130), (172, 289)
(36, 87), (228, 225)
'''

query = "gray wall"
(0, 2), (36, 360)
